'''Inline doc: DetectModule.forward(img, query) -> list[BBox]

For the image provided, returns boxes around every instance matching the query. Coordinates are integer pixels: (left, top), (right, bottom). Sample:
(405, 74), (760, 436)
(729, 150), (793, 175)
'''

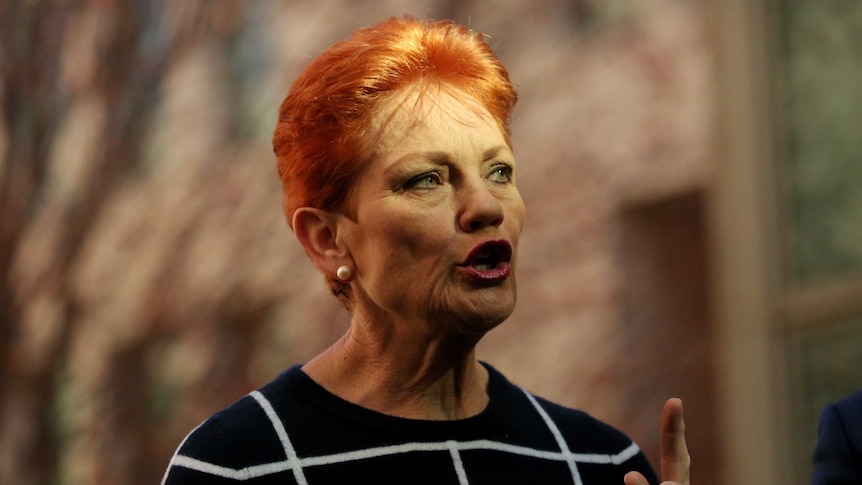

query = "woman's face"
(340, 87), (526, 336)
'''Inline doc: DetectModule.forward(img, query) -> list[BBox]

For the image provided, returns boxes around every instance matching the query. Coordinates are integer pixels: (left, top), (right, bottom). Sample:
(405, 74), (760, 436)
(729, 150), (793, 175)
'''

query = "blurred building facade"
(712, 1), (862, 483)
(0, 1), (860, 484)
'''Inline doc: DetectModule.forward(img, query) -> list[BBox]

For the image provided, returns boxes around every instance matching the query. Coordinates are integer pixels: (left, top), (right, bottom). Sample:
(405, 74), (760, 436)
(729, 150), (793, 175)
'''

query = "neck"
(302, 312), (490, 420)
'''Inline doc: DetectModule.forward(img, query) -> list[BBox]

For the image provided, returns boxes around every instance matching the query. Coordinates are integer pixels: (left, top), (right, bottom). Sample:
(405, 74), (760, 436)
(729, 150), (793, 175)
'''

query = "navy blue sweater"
(163, 363), (658, 484)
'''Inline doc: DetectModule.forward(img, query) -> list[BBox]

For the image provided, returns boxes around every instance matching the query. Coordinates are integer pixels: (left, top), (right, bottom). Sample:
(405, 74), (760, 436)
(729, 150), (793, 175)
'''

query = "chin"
(433, 283), (517, 335)
(457, 302), (515, 336)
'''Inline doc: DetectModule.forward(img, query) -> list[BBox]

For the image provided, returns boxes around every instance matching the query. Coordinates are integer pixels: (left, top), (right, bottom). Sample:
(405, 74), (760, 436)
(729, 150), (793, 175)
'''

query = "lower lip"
(458, 262), (511, 283)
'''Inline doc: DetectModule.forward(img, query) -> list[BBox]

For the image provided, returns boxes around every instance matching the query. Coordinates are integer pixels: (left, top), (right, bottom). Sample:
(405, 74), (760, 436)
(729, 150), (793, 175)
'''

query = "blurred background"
(1, 0), (861, 484)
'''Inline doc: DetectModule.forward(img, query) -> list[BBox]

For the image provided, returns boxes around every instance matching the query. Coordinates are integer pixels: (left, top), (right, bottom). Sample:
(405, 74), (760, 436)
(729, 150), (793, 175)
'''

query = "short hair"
(273, 15), (517, 227)
(272, 16), (517, 308)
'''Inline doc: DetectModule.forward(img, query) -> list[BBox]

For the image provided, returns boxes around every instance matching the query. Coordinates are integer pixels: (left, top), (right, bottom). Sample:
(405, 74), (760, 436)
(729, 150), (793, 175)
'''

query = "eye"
(488, 164), (513, 183)
(404, 171), (442, 189)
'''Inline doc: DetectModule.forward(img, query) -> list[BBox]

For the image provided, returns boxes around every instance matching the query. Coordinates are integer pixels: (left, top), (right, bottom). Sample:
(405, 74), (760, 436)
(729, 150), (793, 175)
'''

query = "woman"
(163, 16), (688, 485)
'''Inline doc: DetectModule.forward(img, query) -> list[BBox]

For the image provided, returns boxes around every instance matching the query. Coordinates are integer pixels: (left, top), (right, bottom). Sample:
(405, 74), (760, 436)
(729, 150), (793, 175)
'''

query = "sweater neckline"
(284, 361), (510, 440)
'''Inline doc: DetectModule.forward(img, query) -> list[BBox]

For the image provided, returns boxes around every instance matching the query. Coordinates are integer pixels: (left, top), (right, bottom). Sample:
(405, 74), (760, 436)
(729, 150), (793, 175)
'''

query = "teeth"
(473, 263), (494, 271)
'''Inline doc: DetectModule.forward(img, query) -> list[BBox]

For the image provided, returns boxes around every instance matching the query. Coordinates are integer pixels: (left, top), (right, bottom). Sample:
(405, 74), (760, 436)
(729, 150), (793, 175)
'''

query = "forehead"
(370, 85), (504, 156)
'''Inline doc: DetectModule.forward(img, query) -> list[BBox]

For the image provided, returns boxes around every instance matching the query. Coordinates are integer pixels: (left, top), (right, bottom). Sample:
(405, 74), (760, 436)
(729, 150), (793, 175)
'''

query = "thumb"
(624, 471), (650, 485)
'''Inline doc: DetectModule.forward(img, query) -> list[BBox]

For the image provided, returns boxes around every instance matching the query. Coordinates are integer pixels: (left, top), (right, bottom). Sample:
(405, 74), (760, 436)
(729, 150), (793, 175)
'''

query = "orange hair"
(273, 15), (517, 227)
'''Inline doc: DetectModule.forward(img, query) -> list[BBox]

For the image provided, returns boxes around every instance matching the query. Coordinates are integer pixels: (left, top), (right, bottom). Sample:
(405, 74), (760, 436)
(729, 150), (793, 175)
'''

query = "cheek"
(507, 196), (527, 237)
(381, 214), (453, 261)
(361, 214), (456, 309)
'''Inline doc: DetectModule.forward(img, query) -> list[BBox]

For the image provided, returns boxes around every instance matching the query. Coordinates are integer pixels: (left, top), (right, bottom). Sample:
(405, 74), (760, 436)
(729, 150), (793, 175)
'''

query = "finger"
(624, 471), (650, 485)
(659, 397), (690, 484)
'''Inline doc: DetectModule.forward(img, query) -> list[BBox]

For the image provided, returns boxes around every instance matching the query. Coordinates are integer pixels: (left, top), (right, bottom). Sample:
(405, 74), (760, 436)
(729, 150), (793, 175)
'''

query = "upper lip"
(460, 240), (513, 266)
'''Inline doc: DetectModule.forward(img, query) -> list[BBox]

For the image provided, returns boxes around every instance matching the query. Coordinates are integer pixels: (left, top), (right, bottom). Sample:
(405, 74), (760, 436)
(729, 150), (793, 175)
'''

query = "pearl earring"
(336, 265), (352, 281)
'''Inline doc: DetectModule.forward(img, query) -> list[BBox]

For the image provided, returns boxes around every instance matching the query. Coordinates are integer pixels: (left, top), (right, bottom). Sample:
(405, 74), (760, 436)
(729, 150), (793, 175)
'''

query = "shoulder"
(484, 362), (636, 453)
(817, 389), (862, 454)
(529, 393), (641, 455)
(186, 366), (304, 451)
(483, 363), (658, 483)
(832, 390), (862, 418)
(813, 390), (862, 485)
(162, 367), (305, 483)
(162, 398), (272, 483)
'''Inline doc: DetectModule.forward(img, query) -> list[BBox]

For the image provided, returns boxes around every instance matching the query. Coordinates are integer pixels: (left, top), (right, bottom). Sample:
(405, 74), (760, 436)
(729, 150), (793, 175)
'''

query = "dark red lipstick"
(458, 240), (513, 283)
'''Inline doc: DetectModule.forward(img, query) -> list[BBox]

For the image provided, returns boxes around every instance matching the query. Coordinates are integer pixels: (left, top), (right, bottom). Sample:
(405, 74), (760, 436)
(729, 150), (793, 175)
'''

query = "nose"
(457, 181), (504, 232)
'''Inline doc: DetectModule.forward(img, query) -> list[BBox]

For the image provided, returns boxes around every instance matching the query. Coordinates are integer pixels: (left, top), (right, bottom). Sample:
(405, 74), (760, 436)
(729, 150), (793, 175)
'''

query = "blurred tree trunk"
(1, 3), (77, 484)
(0, 1), (210, 483)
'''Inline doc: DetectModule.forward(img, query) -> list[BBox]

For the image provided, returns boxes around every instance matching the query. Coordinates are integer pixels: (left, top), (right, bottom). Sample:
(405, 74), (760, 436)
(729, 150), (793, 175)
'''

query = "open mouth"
(463, 240), (512, 269)
(458, 240), (513, 282)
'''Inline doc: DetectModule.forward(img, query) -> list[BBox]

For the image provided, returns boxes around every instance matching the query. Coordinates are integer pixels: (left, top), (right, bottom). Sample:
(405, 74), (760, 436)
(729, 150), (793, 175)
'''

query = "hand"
(624, 398), (690, 485)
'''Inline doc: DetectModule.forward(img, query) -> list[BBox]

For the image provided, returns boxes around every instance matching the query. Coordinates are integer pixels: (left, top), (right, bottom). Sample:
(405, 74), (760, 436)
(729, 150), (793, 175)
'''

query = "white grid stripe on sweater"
(521, 388), (583, 485)
(249, 391), (308, 485)
(167, 390), (642, 484)
(447, 440), (470, 485)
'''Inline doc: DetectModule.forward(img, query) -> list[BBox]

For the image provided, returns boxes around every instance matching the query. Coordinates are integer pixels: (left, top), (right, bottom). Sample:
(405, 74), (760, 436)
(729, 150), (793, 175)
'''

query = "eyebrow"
(402, 151), (449, 164)
(393, 146), (510, 164)
(383, 152), (449, 179)
(483, 145), (512, 161)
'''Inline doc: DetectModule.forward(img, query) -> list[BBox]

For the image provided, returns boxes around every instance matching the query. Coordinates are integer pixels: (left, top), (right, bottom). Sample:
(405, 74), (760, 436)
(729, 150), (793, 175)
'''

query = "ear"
(292, 207), (351, 276)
